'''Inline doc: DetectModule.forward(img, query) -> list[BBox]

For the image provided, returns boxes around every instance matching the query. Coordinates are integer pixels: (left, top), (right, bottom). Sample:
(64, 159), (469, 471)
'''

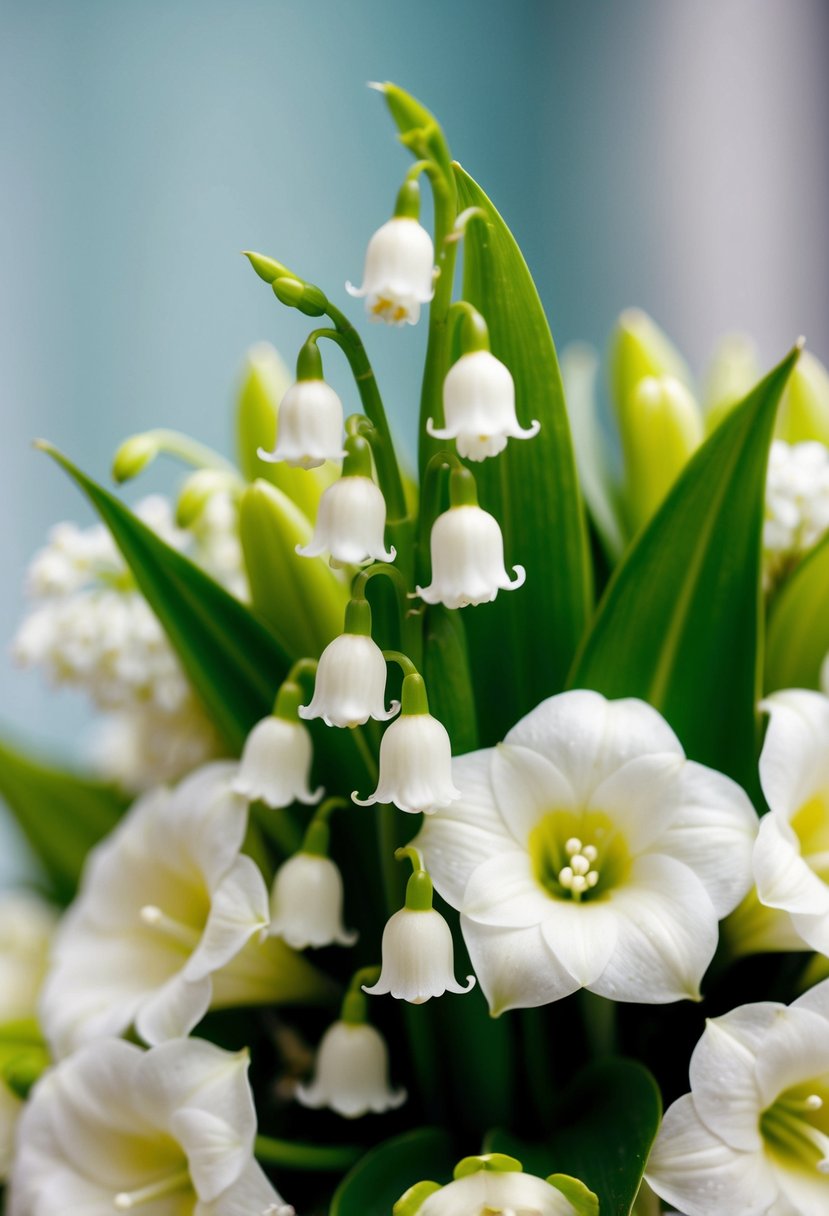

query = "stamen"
(557, 838), (601, 901)
(763, 1095), (829, 1173)
(564, 837), (582, 856)
(114, 1168), (191, 1209)
(139, 905), (201, 951)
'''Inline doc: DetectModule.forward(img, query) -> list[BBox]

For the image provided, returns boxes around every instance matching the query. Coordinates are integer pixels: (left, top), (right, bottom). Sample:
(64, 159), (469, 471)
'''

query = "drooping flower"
(750, 689), (829, 955)
(297, 435), (395, 566)
(646, 979), (829, 1215)
(395, 1154), (585, 1216)
(8, 1036), (292, 1216)
(296, 982), (406, 1118)
(353, 674), (460, 814)
(234, 680), (323, 809)
(416, 689), (758, 1014)
(40, 762), (330, 1059)
(426, 350), (540, 462)
(415, 468), (525, 610)
(299, 599), (399, 728)
(268, 802), (357, 950)
(763, 439), (829, 588)
(346, 183), (435, 325)
(257, 377), (347, 470)
(363, 850), (474, 1004)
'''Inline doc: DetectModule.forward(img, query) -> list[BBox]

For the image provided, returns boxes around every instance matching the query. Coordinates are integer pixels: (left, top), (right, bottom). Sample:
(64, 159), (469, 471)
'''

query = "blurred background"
(2, 0), (829, 877)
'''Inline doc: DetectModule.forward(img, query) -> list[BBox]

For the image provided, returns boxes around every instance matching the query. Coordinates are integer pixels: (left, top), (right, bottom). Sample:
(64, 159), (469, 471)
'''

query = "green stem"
(254, 1135), (361, 1172)
(250, 801), (303, 858)
(137, 429), (239, 476)
(580, 989), (617, 1059)
(417, 171), (458, 479)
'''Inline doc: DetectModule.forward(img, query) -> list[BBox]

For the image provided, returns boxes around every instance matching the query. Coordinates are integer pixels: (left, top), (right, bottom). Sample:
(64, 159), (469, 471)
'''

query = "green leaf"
(38, 442), (291, 754)
(765, 531), (829, 693)
(0, 738), (127, 904)
(423, 606), (479, 754)
(568, 347), (800, 792)
(547, 1175), (600, 1216)
(487, 1058), (662, 1216)
(376, 83), (453, 187)
(453, 165), (593, 743)
(331, 1127), (455, 1216)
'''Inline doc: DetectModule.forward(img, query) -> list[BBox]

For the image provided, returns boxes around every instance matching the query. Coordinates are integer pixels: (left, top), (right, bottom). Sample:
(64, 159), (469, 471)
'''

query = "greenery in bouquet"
(2, 83), (829, 1216)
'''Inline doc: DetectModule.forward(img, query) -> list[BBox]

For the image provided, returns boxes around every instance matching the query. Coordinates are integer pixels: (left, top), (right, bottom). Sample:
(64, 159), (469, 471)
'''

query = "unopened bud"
(776, 349), (829, 445)
(111, 433), (159, 483)
(621, 375), (703, 531)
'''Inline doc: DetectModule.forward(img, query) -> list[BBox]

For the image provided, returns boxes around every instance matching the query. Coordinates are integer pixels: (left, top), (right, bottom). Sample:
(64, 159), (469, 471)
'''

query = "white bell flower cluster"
(764, 439), (829, 588)
(13, 494), (249, 789)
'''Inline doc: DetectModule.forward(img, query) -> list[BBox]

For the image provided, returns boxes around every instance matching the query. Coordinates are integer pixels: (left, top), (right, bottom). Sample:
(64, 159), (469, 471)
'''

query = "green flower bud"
(776, 348), (829, 444)
(111, 433), (159, 483)
(609, 308), (692, 418)
(703, 333), (761, 433)
(272, 277), (328, 317)
(242, 250), (294, 284)
(393, 1181), (442, 1216)
(239, 481), (348, 659)
(453, 1153), (523, 1179)
(621, 375), (703, 532)
(175, 469), (233, 528)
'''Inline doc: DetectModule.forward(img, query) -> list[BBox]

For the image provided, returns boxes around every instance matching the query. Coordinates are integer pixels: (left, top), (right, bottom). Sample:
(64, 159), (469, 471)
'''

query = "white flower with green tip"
(296, 435), (395, 567)
(234, 681), (323, 810)
(416, 689), (757, 1014)
(299, 599), (398, 729)
(646, 979), (829, 1215)
(395, 1154), (588, 1216)
(347, 181), (435, 326)
(427, 350), (540, 462)
(8, 1036), (291, 1216)
(40, 762), (330, 1059)
(268, 801), (357, 951)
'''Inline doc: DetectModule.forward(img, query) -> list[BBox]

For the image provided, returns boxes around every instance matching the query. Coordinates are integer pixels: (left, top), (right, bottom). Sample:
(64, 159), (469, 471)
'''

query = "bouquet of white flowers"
(2, 82), (829, 1216)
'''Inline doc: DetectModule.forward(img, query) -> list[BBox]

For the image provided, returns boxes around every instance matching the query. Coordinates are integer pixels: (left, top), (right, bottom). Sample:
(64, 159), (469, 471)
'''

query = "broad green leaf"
(331, 1127), (455, 1216)
(423, 606), (479, 755)
(568, 347), (800, 792)
(765, 530), (829, 693)
(0, 738), (127, 904)
(453, 165), (593, 743)
(487, 1058), (662, 1216)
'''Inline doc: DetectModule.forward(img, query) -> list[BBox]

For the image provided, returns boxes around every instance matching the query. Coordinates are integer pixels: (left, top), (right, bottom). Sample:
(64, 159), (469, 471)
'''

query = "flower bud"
(297, 437), (395, 566)
(609, 308), (692, 415)
(427, 350), (540, 461)
(111, 433), (160, 484)
(299, 600), (399, 728)
(395, 1157), (585, 1216)
(703, 333), (761, 433)
(620, 375), (703, 531)
(347, 187), (435, 327)
(296, 1017), (406, 1118)
(776, 349), (829, 446)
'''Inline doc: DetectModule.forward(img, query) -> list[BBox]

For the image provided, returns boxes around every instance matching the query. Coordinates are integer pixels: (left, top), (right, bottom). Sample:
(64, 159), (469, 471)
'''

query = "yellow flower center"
(760, 1078), (829, 1175)
(792, 793), (829, 882)
(528, 811), (630, 902)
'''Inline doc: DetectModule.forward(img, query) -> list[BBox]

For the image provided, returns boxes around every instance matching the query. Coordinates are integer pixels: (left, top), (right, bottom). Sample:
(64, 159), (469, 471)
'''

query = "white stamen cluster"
(558, 837), (599, 897)
(764, 439), (829, 588)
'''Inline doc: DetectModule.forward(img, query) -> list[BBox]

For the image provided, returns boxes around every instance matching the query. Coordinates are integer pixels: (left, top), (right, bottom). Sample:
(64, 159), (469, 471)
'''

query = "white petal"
(489, 743), (578, 844)
(415, 750), (514, 910)
(186, 856), (270, 982)
(759, 690), (829, 816)
(585, 752), (687, 853)
(754, 813), (829, 917)
(461, 851), (554, 929)
(504, 690), (683, 804)
(753, 1005), (829, 1108)
(135, 971), (213, 1046)
(793, 976), (829, 1022)
(766, 1156), (829, 1216)
(646, 1093), (779, 1216)
(201, 1159), (290, 1216)
(540, 898), (619, 987)
(588, 854), (717, 1002)
(460, 917), (580, 1015)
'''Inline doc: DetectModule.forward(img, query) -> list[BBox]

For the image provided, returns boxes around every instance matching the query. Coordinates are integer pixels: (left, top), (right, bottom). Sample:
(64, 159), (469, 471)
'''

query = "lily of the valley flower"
(395, 1154), (584, 1216)
(363, 848), (474, 1004)
(9, 1036), (291, 1216)
(234, 680), (323, 809)
(427, 350), (540, 462)
(296, 978), (406, 1118)
(299, 598), (399, 728)
(415, 468), (525, 610)
(40, 762), (330, 1059)
(353, 674), (460, 814)
(269, 801), (357, 950)
(416, 689), (758, 1014)
(297, 435), (395, 566)
(258, 339), (346, 469)
(346, 181), (435, 326)
(763, 440), (829, 588)
(646, 979), (829, 1215)
(751, 689), (829, 955)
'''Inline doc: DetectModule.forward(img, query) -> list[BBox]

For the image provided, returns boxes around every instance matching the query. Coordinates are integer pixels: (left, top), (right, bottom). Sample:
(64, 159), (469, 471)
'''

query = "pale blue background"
(2, 0), (828, 877)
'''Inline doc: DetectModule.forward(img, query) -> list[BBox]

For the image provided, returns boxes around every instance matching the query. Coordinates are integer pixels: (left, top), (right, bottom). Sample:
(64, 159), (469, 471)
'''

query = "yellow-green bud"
(622, 375), (703, 531)
(776, 349), (829, 444)
(111, 433), (159, 483)
(703, 334), (761, 433)
(609, 308), (692, 420)
(175, 469), (231, 528)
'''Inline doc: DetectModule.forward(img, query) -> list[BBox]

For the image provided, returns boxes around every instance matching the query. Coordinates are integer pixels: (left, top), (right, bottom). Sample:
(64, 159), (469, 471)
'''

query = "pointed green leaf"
(0, 738), (127, 904)
(453, 165), (592, 743)
(487, 1058), (661, 1216)
(38, 442), (290, 754)
(376, 83), (453, 186)
(568, 347), (800, 791)
(765, 529), (829, 692)
(423, 606), (479, 755)
(331, 1127), (455, 1216)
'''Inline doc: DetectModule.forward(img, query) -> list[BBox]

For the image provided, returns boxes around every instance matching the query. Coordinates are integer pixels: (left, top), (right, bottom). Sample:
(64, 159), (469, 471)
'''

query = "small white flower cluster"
(13, 494), (248, 789)
(764, 439), (829, 588)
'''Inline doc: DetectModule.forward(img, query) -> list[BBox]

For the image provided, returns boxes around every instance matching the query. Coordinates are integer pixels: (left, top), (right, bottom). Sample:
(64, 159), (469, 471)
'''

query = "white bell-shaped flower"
(296, 985), (406, 1118)
(346, 181), (435, 326)
(299, 599), (399, 728)
(427, 350), (540, 461)
(233, 682), (323, 809)
(415, 469), (525, 610)
(257, 340), (346, 469)
(269, 805), (357, 950)
(297, 435), (395, 566)
(9, 1036), (291, 1216)
(363, 855), (474, 1004)
(398, 1154), (583, 1216)
(353, 674), (460, 814)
